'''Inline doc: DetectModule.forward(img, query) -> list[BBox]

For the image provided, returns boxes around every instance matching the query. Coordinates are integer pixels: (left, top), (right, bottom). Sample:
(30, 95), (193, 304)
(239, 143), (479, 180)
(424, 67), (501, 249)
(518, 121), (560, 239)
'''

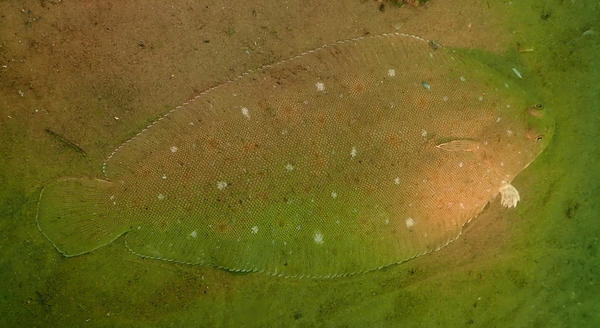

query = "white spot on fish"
(421, 129), (428, 137)
(512, 67), (523, 79)
(387, 68), (396, 77)
(496, 117), (502, 123)
(405, 217), (416, 228)
(251, 226), (259, 234)
(162, 174), (167, 180)
(170, 146), (178, 153)
(241, 107), (250, 118)
(478, 95), (484, 101)
(285, 163), (295, 171)
(315, 82), (325, 91)
(422, 81), (431, 90)
(157, 193), (165, 200)
(385, 219), (390, 224)
(350, 146), (358, 158)
(394, 177), (401, 185)
(443, 96), (449, 102)
(216, 181), (228, 190)
(331, 191), (338, 199)
(313, 231), (324, 245)
(460, 76), (466, 82)
(190, 230), (197, 238)
(458, 162), (464, 168)
(506, 129), (514, 136)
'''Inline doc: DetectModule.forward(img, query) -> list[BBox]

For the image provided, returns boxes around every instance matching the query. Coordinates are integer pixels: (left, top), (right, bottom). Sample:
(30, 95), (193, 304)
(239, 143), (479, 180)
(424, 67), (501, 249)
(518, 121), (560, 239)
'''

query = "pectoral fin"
(435, 138), (481, 152)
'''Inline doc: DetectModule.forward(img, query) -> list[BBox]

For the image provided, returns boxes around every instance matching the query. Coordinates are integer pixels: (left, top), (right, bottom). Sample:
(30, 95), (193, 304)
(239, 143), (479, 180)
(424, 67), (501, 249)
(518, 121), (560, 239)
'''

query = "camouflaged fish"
(36, 32), (553, 278)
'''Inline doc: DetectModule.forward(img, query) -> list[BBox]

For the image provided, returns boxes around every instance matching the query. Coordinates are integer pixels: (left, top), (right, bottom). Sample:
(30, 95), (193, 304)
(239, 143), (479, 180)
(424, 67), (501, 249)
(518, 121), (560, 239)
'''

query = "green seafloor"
(1, 0), (599, 327)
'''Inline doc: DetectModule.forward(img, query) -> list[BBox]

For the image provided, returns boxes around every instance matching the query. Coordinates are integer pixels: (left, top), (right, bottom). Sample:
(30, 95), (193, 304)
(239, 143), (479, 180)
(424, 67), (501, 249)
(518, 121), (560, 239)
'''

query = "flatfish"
(36, 32), (553, 278)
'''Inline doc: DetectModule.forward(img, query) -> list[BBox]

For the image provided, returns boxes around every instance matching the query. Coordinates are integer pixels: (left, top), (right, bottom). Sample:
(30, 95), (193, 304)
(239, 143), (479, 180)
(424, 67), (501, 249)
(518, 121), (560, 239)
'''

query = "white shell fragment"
(499, 183), (520, 208)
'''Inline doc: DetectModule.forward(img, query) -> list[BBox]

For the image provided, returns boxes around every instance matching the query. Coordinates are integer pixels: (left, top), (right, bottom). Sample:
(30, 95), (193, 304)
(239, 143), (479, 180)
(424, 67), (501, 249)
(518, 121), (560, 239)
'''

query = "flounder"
(37, 32), (553, 278)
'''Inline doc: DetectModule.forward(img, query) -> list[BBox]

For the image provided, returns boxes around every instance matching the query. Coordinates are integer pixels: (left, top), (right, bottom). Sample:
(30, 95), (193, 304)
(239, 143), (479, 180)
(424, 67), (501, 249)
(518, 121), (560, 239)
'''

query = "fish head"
(473, 95), (555, 187)
(524, 102), (555, 152)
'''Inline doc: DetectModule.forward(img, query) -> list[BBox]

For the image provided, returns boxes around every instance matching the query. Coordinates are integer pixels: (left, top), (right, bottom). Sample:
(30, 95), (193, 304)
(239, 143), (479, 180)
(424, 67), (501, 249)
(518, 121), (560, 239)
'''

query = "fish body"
(37, 33), (553, 278)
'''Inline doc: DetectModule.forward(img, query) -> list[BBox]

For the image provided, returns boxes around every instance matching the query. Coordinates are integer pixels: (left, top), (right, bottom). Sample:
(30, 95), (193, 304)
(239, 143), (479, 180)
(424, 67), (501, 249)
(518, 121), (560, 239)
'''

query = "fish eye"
(528, 104), (545, 118)
(536, 135), (544, 142)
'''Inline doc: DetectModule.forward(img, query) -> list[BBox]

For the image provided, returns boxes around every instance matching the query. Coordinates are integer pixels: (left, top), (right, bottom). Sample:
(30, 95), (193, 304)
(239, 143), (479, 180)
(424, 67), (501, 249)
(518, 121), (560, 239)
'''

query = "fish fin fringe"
(36, 177), (129, 257)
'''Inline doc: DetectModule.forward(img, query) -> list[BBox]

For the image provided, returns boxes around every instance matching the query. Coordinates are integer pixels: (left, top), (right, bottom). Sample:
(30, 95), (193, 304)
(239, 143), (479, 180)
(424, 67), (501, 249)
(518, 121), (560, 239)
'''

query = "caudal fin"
(36, 177), (129, 257)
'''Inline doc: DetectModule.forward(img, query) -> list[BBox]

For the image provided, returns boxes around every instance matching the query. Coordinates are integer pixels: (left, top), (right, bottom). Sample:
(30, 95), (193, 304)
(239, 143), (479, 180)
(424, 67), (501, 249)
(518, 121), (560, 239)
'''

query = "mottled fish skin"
(37, 32), (553, 278)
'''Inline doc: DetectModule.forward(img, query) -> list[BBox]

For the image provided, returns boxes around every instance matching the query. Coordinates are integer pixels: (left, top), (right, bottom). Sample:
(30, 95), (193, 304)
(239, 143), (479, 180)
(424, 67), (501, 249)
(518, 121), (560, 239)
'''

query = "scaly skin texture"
(37, 33), (552, 278)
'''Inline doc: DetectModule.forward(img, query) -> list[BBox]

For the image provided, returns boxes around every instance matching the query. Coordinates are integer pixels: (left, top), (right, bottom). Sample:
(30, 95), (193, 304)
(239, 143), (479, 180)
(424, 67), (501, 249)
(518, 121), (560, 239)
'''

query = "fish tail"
(36, 177), (129, 257)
